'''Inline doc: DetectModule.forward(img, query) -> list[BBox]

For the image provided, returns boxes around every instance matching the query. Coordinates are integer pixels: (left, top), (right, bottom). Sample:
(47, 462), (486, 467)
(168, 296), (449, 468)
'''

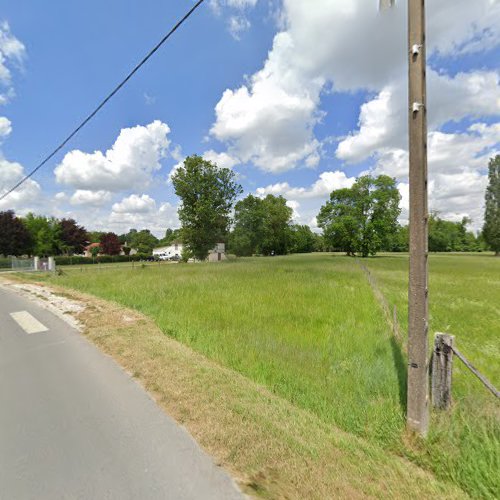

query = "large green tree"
(0, 211), (33, 256)
(129, 229), (159, 254)
(23, 213), (62, 257)
(260, 195), (293, 256)
(317, 175), (401, 257)
(483, 155), (500, 256)
(172, 155), (242, 260)
(230, 195), (266, 256)
(230, 194), (293, 256)
(428, 214), (479, 252)
(158, 228), (182, 246)
(289, 224), (318, 254)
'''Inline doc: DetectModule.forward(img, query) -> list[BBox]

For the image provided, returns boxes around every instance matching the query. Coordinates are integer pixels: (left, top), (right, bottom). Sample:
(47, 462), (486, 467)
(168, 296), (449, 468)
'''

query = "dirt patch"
(0, 279), (85, 331)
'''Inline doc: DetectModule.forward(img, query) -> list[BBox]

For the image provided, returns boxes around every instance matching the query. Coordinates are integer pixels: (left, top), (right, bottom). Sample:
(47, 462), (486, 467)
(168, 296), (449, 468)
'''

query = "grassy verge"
(6, 278), (464, 498)
(19, 253), (499, 497)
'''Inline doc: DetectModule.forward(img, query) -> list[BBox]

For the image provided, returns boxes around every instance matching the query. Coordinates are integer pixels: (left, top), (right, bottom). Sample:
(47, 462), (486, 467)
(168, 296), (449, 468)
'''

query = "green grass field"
(31, 253), (499, 498)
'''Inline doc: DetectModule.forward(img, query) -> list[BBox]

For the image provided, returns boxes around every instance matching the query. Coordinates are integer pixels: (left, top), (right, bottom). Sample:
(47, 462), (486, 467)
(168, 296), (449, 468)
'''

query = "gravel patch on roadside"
(0, 279), (85, 331)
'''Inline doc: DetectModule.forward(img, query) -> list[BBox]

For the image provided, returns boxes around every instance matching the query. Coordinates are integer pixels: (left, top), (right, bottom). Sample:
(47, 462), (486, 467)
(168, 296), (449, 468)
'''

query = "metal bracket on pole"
(411, 44), (423, 56)
(412, 102), (424, 114)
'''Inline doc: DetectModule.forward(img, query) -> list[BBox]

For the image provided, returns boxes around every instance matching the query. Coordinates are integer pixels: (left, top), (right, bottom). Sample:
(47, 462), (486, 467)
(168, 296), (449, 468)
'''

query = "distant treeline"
(0, 205), (488, 259)
(1, 154), (498, 258)
(0, 210), (179, 258)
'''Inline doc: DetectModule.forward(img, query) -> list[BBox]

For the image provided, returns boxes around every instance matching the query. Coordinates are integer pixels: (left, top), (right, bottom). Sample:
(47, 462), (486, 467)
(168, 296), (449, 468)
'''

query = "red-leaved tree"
(99, 232), (121, 255)
(59, 218), (88, 255)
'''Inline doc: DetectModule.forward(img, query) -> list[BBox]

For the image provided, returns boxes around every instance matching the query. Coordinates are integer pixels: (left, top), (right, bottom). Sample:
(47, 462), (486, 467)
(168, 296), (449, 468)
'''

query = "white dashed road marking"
(9, 311), (49, 334)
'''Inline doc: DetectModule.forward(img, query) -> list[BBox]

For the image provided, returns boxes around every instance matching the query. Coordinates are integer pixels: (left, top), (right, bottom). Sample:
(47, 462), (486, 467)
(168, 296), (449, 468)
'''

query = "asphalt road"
(0, 285), (243, 500)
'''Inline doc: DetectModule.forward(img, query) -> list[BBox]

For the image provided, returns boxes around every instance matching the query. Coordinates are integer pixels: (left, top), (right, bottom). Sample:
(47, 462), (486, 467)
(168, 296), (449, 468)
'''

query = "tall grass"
(365, 253), (500, 498)
(35, 253), (499, 497)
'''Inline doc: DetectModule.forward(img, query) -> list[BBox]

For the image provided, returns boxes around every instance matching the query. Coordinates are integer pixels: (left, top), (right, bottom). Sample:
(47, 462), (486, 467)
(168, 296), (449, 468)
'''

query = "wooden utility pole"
(407, 0), (429, 436)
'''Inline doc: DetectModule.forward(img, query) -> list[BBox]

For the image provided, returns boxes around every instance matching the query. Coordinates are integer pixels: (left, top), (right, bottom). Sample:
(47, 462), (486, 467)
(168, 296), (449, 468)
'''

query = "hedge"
(0, 257), (11, 269)
(54, 254), (151, 266)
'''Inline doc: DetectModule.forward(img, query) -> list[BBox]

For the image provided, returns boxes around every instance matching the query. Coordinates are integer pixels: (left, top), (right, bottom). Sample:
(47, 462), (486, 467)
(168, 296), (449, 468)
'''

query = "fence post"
(48, 256), (56, 272)
(33, 256), (39, 271)
(431, 333), (454, 410)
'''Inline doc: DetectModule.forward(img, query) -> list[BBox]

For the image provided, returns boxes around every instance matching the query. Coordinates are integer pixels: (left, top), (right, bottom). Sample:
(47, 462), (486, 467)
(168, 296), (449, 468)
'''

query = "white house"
(152, 241), (183, 260)
(152, 241), (226, 262)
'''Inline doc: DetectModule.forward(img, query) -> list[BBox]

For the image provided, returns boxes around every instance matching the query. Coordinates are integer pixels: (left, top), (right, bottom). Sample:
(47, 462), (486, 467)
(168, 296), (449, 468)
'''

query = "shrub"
(0, 257), (11, 269)
(54, 254), (150, 266)
(180, 247), (193, 263)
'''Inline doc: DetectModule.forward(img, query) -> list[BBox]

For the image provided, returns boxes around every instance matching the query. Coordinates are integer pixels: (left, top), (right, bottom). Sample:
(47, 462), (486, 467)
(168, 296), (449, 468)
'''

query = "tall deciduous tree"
(230, 195), (266, 256)
(59, 219), (88, 255)
(0, 211), (33, 256)
(158, 228), (181, 246)
(483, 155), (500, 256)
(99, 232), (121, 255)
(129, 229), (159, 254)
(260, 195), (293, 256)
(23, 213), (62, 257)
(428, 214), (479, 252)
(317, 175), (401, 257)
(172, 155), (242, 260)
(230, 194), (293, 256)
(289, 224), (318, 254)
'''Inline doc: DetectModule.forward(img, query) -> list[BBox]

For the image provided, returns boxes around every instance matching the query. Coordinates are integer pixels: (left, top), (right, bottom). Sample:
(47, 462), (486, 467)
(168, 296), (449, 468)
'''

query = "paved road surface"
(0, 285), (243, 500)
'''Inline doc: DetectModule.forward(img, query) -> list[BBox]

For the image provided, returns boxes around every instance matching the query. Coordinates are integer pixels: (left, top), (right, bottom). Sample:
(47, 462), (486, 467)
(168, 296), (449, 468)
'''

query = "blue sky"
(1, 0), (499, 235)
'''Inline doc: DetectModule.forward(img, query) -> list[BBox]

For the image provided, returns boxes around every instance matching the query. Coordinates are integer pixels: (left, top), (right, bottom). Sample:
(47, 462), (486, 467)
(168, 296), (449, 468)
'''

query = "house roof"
(84, 242), (101, 250)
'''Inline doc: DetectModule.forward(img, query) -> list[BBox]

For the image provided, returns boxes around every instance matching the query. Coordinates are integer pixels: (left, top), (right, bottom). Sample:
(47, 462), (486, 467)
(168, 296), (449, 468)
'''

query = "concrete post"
(48, 256), (56, 272)
(33, 256), (39, 271)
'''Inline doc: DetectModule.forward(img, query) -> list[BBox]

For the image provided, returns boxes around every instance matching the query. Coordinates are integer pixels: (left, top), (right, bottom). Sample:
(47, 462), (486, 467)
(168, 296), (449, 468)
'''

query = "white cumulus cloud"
(112, 194), (156, 214)
(0, 116), (12, 139)
(256, 170), (356, 200)
(70, 189), (112, 207)
(107, 198), (179, 236)
(0, 20), (25, 94)
(54, 121), (171, 191)
(337, 70), (500, 164)
(0, 158), (42, 211)
(211, 0), (500, 182)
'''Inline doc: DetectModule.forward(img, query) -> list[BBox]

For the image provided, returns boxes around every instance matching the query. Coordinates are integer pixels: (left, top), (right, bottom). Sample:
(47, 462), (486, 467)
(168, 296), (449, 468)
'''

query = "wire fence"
(13, 258), (35, 271)
(451, 344), (499, 399)
(58, 260), (178, 273)
(431, 333), (499, 410)
(356, 260), (499, 409)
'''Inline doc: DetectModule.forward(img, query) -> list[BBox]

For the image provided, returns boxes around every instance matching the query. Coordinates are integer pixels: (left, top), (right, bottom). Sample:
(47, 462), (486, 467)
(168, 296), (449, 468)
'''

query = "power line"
(0, 0), (206, 202)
